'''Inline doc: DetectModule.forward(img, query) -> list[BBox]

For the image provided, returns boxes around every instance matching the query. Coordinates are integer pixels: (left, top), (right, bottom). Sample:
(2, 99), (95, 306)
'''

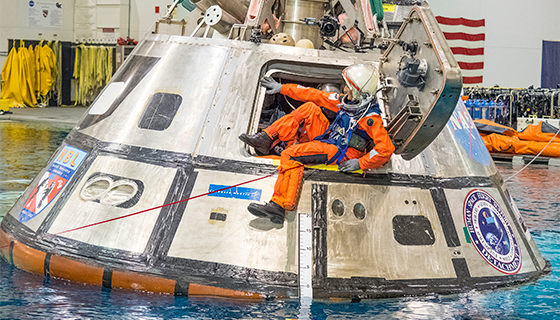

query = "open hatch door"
(379, 5), (462, 160)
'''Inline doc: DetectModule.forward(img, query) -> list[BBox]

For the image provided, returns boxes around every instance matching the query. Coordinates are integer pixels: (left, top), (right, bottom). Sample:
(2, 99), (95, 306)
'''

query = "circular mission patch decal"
(464, 189), (522, 274)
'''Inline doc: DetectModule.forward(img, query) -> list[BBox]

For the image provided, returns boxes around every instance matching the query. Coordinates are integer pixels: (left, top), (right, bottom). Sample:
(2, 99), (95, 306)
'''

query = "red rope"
(0, 163), (309, 249)
(53, 172), (276, 236)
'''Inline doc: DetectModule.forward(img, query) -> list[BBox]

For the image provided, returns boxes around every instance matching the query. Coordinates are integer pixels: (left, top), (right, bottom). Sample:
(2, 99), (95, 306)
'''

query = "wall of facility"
(129, 0), (190, 44)
(1, 0), (560, 88)
(0, 0), (75, 75)
(0, 0), (181, 79)
(428, 0), (560, 88)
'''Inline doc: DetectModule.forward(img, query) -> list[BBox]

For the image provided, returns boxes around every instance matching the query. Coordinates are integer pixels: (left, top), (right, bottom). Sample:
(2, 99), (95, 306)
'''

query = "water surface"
(1, 120), (559, 319)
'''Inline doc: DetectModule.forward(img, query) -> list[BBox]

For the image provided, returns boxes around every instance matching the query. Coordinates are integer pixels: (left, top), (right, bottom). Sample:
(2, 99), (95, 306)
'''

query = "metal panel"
(444, 188), (538, 277)
(167, 169), (299, 273)
(48, 156), (177, 253)
(380, 6), (462, 160)
(423, 100), (497, 178)
(81, 39), (231, 156)
(326, 184), (456, 280)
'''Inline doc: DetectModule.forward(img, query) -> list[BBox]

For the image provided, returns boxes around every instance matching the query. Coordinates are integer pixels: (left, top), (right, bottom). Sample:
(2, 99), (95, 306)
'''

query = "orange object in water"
(518, 121), (560, 143)
(474, 119), (517, 137)
(514, 139), (560, 157)
(482, 134), (517, 153)
(482, 133), (560, 157)
(478, 119), (560, 158)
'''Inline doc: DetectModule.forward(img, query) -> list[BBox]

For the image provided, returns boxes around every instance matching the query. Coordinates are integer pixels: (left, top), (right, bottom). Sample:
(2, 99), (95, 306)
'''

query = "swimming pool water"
(1, 120), (560, 319)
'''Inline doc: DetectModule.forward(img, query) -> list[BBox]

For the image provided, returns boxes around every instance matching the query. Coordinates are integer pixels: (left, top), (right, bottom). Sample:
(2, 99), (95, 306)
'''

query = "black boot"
(248, 201), (285, 224)
(239, 132), (273, 155)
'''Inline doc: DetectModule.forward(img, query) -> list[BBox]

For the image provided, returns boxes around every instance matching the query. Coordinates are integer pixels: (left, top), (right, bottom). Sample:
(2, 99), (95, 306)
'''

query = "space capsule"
(0, 0), (549, 300)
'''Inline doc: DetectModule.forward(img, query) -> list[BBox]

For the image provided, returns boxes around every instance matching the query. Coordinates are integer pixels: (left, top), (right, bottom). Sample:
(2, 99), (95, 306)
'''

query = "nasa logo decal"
(446, 101), (492, 166)
(464, 189), (521, 274)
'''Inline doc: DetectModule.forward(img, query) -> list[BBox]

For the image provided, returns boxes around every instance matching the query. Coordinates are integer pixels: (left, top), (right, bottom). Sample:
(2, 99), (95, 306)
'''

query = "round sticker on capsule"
(463, 189), (522, 274)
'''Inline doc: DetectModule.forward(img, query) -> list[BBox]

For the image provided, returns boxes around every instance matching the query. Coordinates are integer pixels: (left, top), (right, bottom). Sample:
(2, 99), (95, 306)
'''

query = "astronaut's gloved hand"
(261, 76), (282, 94)
(339, 159), (361, 173)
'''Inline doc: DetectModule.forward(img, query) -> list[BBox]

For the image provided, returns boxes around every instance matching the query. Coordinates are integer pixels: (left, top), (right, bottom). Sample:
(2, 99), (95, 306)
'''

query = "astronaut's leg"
(248, 141), (338, 223)
(239, 102), (329, 154)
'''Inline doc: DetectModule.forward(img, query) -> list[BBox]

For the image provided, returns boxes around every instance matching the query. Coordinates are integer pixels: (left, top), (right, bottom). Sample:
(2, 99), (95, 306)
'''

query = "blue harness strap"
(334, 127), (352, 164)
(315, 102), (381, 165)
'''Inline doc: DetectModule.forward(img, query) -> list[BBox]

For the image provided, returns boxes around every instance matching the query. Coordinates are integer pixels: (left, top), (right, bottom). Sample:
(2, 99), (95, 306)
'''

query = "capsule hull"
(0, 8), (549, 300)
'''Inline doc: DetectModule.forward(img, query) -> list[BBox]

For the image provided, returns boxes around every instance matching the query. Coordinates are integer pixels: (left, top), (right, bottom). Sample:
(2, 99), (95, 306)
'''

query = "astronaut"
(239, 62), (395, 224)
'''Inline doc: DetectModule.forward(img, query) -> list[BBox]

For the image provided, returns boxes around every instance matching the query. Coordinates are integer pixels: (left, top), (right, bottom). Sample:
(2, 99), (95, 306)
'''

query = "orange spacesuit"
(241, 62), (394, 224)
(263, 84), (394, 211)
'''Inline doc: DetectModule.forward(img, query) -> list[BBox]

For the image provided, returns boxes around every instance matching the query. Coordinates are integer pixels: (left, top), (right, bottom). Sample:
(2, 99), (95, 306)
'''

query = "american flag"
(436, 16), (485, 85)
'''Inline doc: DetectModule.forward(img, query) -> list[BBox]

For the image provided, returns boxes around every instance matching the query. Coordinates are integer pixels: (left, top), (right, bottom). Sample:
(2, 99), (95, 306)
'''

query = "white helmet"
(341, 62), (379, 114)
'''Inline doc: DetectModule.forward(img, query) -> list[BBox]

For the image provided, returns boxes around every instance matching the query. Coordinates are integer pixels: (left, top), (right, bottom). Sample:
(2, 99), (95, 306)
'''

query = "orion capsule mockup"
(0, 0), (549, 300)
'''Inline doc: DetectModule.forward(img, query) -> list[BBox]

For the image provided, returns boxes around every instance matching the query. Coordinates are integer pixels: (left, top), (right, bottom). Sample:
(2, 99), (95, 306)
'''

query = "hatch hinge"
(387, 94), (423, 149)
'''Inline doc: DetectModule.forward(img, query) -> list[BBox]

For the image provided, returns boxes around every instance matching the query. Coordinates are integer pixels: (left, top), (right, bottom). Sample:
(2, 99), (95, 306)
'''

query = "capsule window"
(392, 215), (435, 246)
(80, 173), (144, 208)
(331, 199), (345, 216)
(138, 92), (182, 131)
(245, 61), (346, 156)
(353, 203), (366, 220)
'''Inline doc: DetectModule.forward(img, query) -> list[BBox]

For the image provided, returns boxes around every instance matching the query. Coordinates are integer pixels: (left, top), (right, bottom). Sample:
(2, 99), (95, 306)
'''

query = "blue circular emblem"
(29, 0), (34, 7)
(463, 189), (522, 274)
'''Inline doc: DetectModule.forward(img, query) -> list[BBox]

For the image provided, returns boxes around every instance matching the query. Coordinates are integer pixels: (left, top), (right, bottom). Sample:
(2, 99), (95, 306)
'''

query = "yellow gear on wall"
(0, 39), (58, 109)
(17, 40), (37, 106)
(1, 43), (23, 108)
(47, 40), (62, 106)
(74, 44), (113, 106)
(27, 45), (37, 94)
(0, 99), (9, 113)
(38, 44), (56, 97)
(1, 39), (112, 109)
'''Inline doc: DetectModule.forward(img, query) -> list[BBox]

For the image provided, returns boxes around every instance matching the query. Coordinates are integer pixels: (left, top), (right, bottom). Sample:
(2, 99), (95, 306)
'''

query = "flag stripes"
(442, 32), (485, 42)
(458, 62), (484, 70)
(435, 17), (485, 27)
(436, 16), (485, 85)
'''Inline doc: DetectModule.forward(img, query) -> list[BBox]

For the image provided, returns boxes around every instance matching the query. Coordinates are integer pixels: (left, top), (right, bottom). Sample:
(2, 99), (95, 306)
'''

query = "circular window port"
(332, 199), (345, 216)
(353, 203), (366, 220)
(99, 179), (138, 206)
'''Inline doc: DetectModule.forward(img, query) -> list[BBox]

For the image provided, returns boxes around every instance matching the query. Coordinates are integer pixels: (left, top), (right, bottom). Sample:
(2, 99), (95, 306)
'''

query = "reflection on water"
(497, 162), (560, 232)
(0, 121), (72, 218)
(1, 121), (560, 319)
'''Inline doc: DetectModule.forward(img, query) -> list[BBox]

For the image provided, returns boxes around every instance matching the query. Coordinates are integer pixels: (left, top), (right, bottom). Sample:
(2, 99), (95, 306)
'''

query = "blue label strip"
(208, 184), (262, 201)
